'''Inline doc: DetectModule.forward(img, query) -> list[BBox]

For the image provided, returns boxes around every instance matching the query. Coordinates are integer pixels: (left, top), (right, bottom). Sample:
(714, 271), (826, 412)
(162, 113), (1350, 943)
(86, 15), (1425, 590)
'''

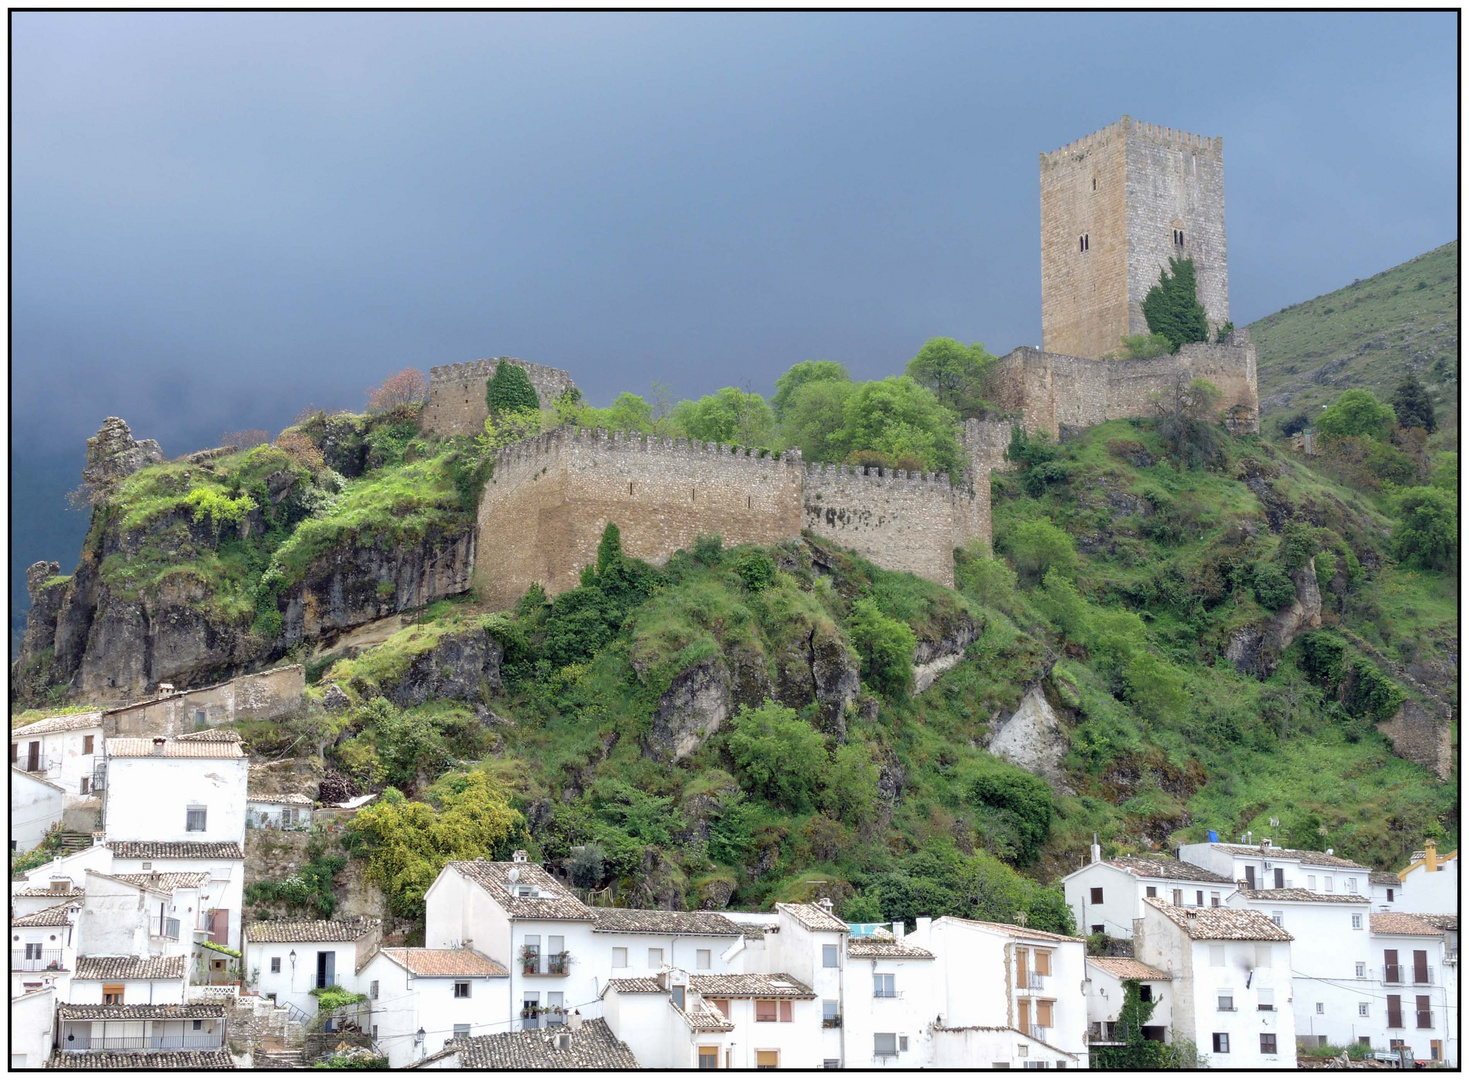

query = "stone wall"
(989, 332), (1259, 439)
(421, 357), (579, 437)
(104, 665), (306, 738)
(1379, 700), (1453, 782)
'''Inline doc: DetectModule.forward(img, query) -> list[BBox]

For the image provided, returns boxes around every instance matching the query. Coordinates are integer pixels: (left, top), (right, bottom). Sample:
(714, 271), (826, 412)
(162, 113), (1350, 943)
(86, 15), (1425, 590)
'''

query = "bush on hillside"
(1252, 564), (1296, 611)
(967, 761), (1054, 865)
(1393, 487), (1458, 571)
(486, 363), (541, 415)
(1003, 518), (1078, 584)
(1153, 376), (1223, 468)
(1316, 389), (1395, 440)
(1391, 374), (1436, 433)
(846, 597), (917, 696)
(726, 701), (827, 811)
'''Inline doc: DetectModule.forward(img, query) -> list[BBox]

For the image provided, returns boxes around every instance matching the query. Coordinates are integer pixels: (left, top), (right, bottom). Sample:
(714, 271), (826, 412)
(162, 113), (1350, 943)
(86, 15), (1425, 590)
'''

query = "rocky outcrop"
(1226, 558), (1323, 678)
(987, 684), (1072, 794)
(280, 526), (475, 646)
(1379, 699), (1453, 781)
(382, 628), (504, 707)
(773, 620), (860, 739)
(912, 611), (981, 694)
(16, 561), (67, 669)
(82, 417), (163, 491)
(648, 657), (731, 761)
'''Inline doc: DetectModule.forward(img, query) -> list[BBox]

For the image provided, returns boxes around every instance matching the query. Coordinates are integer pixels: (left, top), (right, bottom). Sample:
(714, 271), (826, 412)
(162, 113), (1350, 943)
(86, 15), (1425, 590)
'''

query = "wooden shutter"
(1018, 1000), (1030, 1032)
(1413, 950), (1428, 983)
(756, 1051), (779, 1069)
(1034, 950), (1051, 976)
(1416, 996), (1431, 1029)
(210, 909), (229, 945)
(778, 1000), (792, 1023)
(1384, 949), (1399, 982)
(1016, 948), (1028, 988)
(1036, 1000), (1054, 1028)
(1386, 995), (1402, 1028)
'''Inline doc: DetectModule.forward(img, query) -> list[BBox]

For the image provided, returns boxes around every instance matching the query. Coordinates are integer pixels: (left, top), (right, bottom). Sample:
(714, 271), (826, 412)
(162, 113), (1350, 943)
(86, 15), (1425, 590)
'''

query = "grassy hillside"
(1251, 241), (1459, 440)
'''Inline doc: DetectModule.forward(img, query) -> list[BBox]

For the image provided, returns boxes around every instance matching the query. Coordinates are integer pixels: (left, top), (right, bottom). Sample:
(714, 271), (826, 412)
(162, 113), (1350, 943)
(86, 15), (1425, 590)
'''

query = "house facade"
(10, 711), (105, 805)
(1063, 845), (1236, 939)
(243, 917), (382, 1020)
(358, 947), (510, 1068)
(1084, 955), (1172, 1049)
(104, 841), (246, 952)
(1396, 841), (1457, 914)
(10, 767), (65, 853)
(11, 900), (79, 1000)
(1367, 912), (1457, 1066)
(1177, 840), (1372, 896)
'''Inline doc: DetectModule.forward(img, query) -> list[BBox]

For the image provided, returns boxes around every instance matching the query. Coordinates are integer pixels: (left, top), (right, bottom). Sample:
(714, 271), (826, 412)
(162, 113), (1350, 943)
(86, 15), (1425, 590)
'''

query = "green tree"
(1002, 518), (1078, 584)
(967, 761), (1054, 865)
(672, 387), (777, 448)
(1091, 980), (1178, 1069)
(1392, 486), (1457, 571)
(1317, 389), (1396, 440)
(836, 376), (961, 475)
(1391, 374), (1437, 433)
(486, 362), (541, 414)
(1142, 257), (1210, 351)
(846, 597), (918, 696)
(778, 377), (857, 463)
(1252, 564), (1296, 611)
(347, 773), (528, 918)
(823, 741), (882, 830)
(1154, 375), (1223, 468)
(602, 392), (655, 433)
(771, 360), (851, 421)
(596, 521), (623, 575)
(726, 700), (827, 810)
(905, 337), (996, 416)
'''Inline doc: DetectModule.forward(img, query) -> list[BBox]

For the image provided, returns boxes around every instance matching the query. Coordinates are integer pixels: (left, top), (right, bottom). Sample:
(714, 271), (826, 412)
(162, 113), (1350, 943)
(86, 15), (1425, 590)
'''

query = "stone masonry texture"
(422, 357), (579, 437)
(1041, 117), (1229, 360)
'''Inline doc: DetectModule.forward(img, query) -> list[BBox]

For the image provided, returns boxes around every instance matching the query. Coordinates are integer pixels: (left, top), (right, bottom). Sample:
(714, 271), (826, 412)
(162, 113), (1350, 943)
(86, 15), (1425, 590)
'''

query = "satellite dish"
(508, 868), (520, 883)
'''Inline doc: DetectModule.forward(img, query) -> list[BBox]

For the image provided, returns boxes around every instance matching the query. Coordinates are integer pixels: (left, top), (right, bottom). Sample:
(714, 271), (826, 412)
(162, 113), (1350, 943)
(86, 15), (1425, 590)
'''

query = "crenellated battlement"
(422, 356), (579, 437)
(1041, 115), (1221, 168)
(803, 460), (955, 493)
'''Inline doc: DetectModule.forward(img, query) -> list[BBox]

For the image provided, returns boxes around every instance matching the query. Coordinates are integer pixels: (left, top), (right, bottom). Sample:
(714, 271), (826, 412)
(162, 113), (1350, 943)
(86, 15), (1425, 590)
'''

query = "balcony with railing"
(153, 917), (180, 942)
(1021, 971), (1046, 992)
(1027, 1025), (1051, 1043)
(1415, 1010), (1433, 1030)
(12, 949), (66, 972)
(822, 1015), (843, 1029)
(60, 1034), (224, 1052)
(1383, 965), (1434, 985)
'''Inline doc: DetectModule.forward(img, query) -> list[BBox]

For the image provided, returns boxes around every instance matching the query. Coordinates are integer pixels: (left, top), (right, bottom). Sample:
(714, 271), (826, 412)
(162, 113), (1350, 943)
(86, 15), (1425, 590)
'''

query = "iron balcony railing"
(1023, 971), (1046, 991)
(61, 1035), (223, 1052)
(1028, 1025), (1051, 1043)
(1383, 965), (1435, 985)
(154, 917), (180, 941)
(12, 949), (66, 972)
(822, 1016), (843, 1029)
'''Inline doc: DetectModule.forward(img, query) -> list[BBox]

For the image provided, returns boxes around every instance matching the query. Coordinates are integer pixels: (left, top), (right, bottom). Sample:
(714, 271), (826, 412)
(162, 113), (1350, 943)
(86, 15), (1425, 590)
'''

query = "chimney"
(1425, 840), (1438, 872)
(569, 1009), (583, 1032)
(151, 738), (167, 756)
(816, 898), (833, 913)
(893, 921), (905, 942)
(1090, 833), (1102, 865)
(556, 1033), (573, 1051)
(512, 849), (528, 863)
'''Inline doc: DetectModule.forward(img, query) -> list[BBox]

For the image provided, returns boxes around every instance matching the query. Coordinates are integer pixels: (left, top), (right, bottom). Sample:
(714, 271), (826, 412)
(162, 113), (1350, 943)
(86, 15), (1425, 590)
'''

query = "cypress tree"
(1142, 257), (1211, 352)
(1391, 374), (1436, 432)
(486, 362), (541, 415)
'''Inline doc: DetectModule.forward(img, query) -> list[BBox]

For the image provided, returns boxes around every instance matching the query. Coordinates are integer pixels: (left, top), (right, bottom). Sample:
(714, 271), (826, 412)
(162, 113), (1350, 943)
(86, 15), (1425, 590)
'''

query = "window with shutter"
(755, 999), (777, 1022)
(1386, 995), (1403, 1028)
(778, 1000), (792, 1023)
(1416, 996), (1431, 1029)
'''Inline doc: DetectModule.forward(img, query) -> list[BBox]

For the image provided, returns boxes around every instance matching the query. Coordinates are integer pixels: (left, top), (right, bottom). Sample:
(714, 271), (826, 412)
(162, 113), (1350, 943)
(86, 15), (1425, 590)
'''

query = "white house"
(1395, 841), (1457, 914)
(1177, 839), (1372, 895)
(10, 900), (79, 1000)
(912, 916), (1088, 1068)
(54, 1001), (226, 1056)
(1063, 846), (1237, 939)
(104, 842), (246, 952)
(758, 902), (849, 1066)
(407, 1015), (639, 1069)
(589, 907), (745, 982)
(11, 842), (114, 899)
(843, 931), (938, 1069)
(1370, 870), (1403, 911)
(69, 954), (189, 1007)
(1132, 898), (1296, 1068)
(358, 947), (510, 1068)
(246, 792), (314, 831)
(422, 853), (596, 1032)
(11, 767), (65, 853)
(1084, 955), (1172, 1049)
(243, 917), (382, 1020)
(79, 870), (202, 967)
(1226, 887), (1371, 1051)
(1366, 912), (1456, 1066)
(102, 730), (248, 847)
(10, 711), (105, 804)
(10, 984), (57, 1068)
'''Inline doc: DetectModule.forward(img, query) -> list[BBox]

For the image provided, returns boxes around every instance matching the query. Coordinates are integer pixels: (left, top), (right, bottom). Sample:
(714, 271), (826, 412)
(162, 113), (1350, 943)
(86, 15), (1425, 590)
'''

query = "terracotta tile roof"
(1370, 913), (1447, 937)
(57, 1003), (224, 1020)
(14, 886), (84, 898)
(1209, 843), (1369, 870)
(247, 792), (314, 805)
(943, 917), (1085, 943)
(1144, 898), (1292, 941)
(446, 860), (592, 921)
(678, 999), (736, 1032)
(1369, 870), (1399, 886)
(176, 729), (244, 742)
(75, 954), (188, 980)
(106, 734), (244, 759)
(111, 872), (210, 892)
(11, 712), (103, 736)
(409, 1018), (639, 1069)
(688, 973), (814, 998)
(377, 948), (507, 977)
(1107, 856), (1234, 884)
(775, 901), (849, 933)
(245, 916), (379, 944)
(48, 1049), (234, 1069)
(604, 977), (664, 994)
(591, 908), (744, 936)
(1086, 956), (1172, 981)
(107, 841), (244, 860)
(1235, 888), (1368, 904)
(1413, 914), (1457, 932)
(11, 902), (78, 927)
(847, 939), (935, 959)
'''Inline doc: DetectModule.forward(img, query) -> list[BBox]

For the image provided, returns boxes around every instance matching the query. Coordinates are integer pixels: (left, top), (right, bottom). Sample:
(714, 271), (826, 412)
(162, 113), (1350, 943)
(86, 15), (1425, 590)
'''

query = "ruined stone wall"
(476, 429), (805, 609)
(991, 333), (1258, 438)
(104, 665), (307, 738)
(803, 465), (975, 588)
(421, 357), (579, 437)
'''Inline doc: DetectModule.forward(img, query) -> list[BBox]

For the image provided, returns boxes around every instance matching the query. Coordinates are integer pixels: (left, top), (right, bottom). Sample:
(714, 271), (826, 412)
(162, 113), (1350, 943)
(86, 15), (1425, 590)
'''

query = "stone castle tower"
(1040, 116), (1230, 360)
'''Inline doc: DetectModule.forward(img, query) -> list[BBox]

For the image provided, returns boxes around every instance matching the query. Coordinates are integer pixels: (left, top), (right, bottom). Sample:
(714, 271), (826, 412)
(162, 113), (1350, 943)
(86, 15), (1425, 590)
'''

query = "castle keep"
(419, 117), (1258, 605)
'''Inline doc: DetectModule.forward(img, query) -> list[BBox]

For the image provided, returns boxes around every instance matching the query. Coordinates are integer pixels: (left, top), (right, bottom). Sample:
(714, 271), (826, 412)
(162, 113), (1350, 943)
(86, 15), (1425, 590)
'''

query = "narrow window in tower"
(1079, 234), (1089, 253)
(628, 482), (634, 495)
(1091, 177), (1097, 191)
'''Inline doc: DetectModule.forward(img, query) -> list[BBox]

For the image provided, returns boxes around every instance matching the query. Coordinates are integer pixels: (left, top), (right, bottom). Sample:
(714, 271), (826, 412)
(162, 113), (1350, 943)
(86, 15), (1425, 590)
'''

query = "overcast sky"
(10, 11), (1458, 622)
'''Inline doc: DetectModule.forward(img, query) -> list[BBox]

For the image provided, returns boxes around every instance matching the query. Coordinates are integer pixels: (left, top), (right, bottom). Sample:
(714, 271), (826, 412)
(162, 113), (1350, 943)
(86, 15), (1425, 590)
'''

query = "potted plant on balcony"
(548, 950), (573, 975)
(520, 1004), (543, 1020)
(518, 944), (540, 975)
(45, 960), (62, 972)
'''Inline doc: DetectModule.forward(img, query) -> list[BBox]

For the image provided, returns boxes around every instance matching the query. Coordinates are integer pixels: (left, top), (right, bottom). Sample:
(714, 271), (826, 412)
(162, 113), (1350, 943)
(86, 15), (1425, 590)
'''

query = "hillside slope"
(1251, 241), (1459, 436)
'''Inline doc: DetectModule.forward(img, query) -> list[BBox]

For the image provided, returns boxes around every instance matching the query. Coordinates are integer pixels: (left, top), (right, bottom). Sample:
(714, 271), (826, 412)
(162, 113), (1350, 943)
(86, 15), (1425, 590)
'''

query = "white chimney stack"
(1090, 833), (1102, 865)
(512, 849), (528, 863)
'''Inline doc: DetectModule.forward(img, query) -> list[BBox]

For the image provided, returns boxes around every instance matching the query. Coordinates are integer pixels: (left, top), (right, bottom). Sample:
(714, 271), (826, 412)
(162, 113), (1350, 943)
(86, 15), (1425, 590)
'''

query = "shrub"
(542, 586), (621, 668)
(966, 761), (1054, 865)
(1154, 376), (1223, 468)
(366, 368), (428, 414)
(692, 533), (724, 567)
(823, 742), (882, 830)
(1345, 661), (1405, 722)
(1005, 426), (1059, 470)
(1003, 518), (1078, 584)
(1393, 487), (1457, 571)
(184, 488), (257, 535)
(1298, 630), (1348, 689)
(846, 597), (917, 696)
(486, 362), (541, 414)
(1391, 374), (1436, 433)
(1317, 389), (1396, 440)
(1277, 520), (1318, 572)
(1109, 333), (1174, 360)
(565, 844), (605, 888)
(275, 430), (326, 471)
(1023, 460), (1070, 497)
(733, 550), (777, 592)
(1141, 257), (1210, 350)
(726, 700), (827, 810)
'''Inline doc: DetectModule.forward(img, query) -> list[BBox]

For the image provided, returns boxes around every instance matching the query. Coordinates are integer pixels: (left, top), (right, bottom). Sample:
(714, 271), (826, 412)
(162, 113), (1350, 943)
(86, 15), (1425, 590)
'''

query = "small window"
(711, 998), (730, 1018)
(141, 862), (151, 871)
(1272, 911), (1284, 927)
(452, 1024), (470, 1041)
(1387, 888), (1395, 901)
(1079, 234), (1090, 253)
(1274, 868), (1285, 889)
(1210, 892), (1221, 907)
(1212, 1033), (1230, 1054)
(193, 1019), (204, 1031)
(899, 1036), (909, 1052)
(1090, 924), (1104, 935)
(1138, 985), (1152, 1003)
(79, 777), (90, 795)
(1174, 229), (1185, 247)
(1145, 886), (1156, 898)
(1217, 994), (1234, 1012)
(1316, 1002), (1325, 1014)
(270, 958), (281, 973)
(1258, 988), (1275, 1012)
(875, 1033), (897, 1057)
(823, 999), (839, 1023)
(1356, 963), (1367, 978)
(696, 949), (711, 970)
(1172, 889), (1183, 906)
(874, 973), (895, 998)
(1352, 913), (1363, 929)
(823, 1060), (840, 1070)
(1323, 877), (1334, 892)
(699, 1047), (720, 1070)
(822, 944), (839, 968)
(648, 948), (663, 968)
(1308, 875), (1316, 889)
(1091, 177), (1097, 191)
(755, 999), (777, 1023)
(454, 981), (470, 999)
(756, 1051), (779, 1070)
(672, 986), (686, 1009)
(83, 736), (95, 754)
(1090, 887), (1103, 904)
(1196, 890), (1204, 906)
(612, 947), (628, 969)
(1261, 1034), (1278, 1055)
(1345, 877), (1357, 893)
(103, 984), (125, 1005)
(369, 980), (379, 1000)
(186, 806), (207, 832)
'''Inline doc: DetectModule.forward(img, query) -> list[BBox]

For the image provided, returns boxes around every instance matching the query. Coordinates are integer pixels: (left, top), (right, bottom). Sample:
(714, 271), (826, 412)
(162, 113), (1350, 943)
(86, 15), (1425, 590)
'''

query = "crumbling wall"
(421, 357), (579, 437)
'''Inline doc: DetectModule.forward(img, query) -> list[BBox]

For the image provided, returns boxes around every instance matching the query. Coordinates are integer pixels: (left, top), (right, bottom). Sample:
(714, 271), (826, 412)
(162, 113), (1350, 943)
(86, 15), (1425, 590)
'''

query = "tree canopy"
(1142, 257), (1210, 351)
(1317, 389), (1396, 440)
(1391, 375), (1436, 433)
(904, 337), (996, 417)
(486, 362), (541, 415)
(672, 387), (776, 448)
(771, 360), (851, 420)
